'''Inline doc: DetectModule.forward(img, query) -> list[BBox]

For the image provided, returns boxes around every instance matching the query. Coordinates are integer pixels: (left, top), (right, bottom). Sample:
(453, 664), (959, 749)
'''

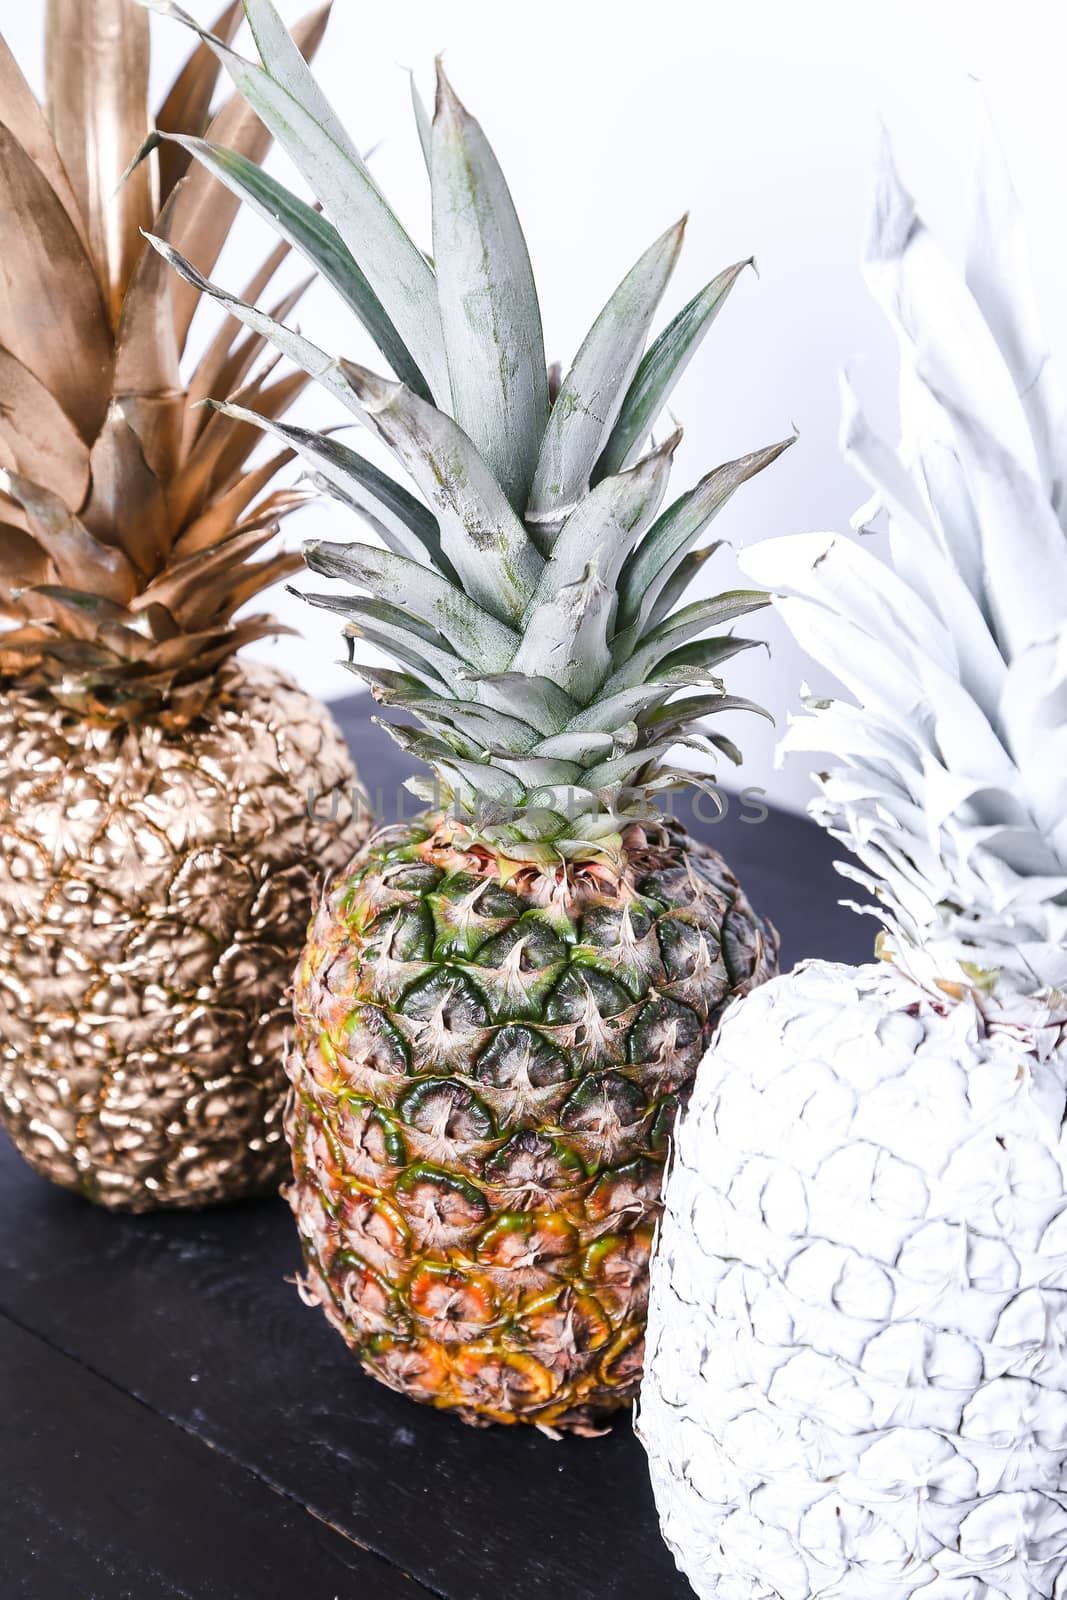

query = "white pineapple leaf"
(896, 363), (986, 603)
(840, 374), (1006, 711)
(998, 627), (1067, 775)
(912, 651), (1019, 792)
(303, 538), (519, 670)
(928, 383), (1067, 661)
(865, 131), (1041, 489)
(840, 372), (936, 538)
(595, 257), (753, 481)
(339, 361), (542, 626)
(774, 594), (936, 749)
(779, 700), (920, 776)
(967, 94), (1067, 511)
(430, 61), (548, 513)
(740, 531), (954, 672)
(527, 217), (686, 543)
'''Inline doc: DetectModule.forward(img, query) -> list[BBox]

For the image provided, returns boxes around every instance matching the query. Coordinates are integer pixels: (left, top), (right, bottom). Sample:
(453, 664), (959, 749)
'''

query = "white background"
(9, 0), (1067, 811)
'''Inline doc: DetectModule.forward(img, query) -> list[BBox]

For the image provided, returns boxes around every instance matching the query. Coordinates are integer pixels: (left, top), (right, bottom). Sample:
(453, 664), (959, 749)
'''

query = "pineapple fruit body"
(153, 7), (789, 1417)
(0, 661), (367, 1211)
(0, 0), (350, 1207)
(639, 960), (1067, 1598)
(286, 812), (777, 1431)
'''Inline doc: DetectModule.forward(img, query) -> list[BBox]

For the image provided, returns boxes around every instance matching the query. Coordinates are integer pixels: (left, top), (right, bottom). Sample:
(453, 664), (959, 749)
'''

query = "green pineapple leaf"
(528, 730), (616, 762)
(143, 232), (361, 418)
(562, 683), (676, 733)
(430, 61), (548, 513)
(240, 0), (367, 170)
(641, 692), (773, 741)
(650, 634), (765, 680)
(409, 71), (432, 173)
(470, 673), (577, 737)
(338, 361), (543, 626)
(643, 546), (718, 630)
(142, 0), (450, 401)
(403, 697), (540, 752)
(595, 258), (755, 482)
(614, 435), (794, 637)
(201, 399), (453, 576)
(154, 134), (431, 400)
(296, 590), (465, 693)
(523, 431), (680, 618)
(607, 594), (769, 691)
(526, 217), (687, 546)
(511, 561), (613, 702)
(303, 539), (519, 669)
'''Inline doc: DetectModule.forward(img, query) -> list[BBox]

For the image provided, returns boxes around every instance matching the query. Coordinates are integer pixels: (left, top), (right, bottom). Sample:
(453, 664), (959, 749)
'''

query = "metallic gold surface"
(46, 0), (155, 329)
(163, 5), (331, 348)
(0, 3), (360, 1212)
(286, 815), (779, 1432)
(0, 662), (370, 1211)
(0, 0), (333, 726)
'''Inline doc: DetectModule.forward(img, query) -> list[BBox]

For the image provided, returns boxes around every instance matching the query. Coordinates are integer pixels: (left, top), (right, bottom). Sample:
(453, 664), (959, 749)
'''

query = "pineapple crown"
(0, 0), (331, 728)
(742, 109), (1067, 1000)
(142, 0), (791, 865)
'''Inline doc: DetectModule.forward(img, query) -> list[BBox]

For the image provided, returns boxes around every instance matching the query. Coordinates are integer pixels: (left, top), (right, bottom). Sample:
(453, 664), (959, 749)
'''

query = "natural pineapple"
(639, 116), (1067, 1594)
(0, 0), (368, 1210)
(148, 0), (784, 1428)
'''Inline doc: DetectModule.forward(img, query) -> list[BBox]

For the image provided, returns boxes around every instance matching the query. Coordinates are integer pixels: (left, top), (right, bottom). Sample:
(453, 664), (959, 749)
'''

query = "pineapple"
(638, 113), (1067, 1595)
(145, 0), (785, 1428)
(0, 0), (369, 1211)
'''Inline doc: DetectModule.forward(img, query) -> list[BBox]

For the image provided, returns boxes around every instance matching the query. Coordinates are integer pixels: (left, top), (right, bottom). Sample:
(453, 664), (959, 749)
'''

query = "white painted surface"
(8, 0), (1067, 809)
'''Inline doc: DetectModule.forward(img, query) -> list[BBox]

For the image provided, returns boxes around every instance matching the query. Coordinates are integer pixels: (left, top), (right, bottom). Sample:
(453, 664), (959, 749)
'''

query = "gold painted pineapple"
(0, 0), (368, 1210)
(150, 0), (784, 1425)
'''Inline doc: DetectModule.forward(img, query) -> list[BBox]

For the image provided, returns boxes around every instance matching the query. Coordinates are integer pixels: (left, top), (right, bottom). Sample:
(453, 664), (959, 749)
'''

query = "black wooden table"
(1, 695), (870, 1600)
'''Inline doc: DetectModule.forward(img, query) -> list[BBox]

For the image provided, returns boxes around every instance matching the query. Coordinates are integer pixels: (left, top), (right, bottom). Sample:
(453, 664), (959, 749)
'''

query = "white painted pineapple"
(638, 110), (1067, 1600)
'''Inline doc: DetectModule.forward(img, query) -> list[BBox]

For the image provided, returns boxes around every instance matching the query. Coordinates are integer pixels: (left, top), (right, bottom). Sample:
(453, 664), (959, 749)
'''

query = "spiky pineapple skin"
(286, 813), (778, 1431)
(639, 960), (1067, 1599)
(0, 661), (368, 1211)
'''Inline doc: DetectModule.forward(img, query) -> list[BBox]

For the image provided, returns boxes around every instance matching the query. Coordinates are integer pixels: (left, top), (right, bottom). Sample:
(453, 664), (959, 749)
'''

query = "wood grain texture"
(1, 1317), (425, 1598)
(0, 695), (871, 1599)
